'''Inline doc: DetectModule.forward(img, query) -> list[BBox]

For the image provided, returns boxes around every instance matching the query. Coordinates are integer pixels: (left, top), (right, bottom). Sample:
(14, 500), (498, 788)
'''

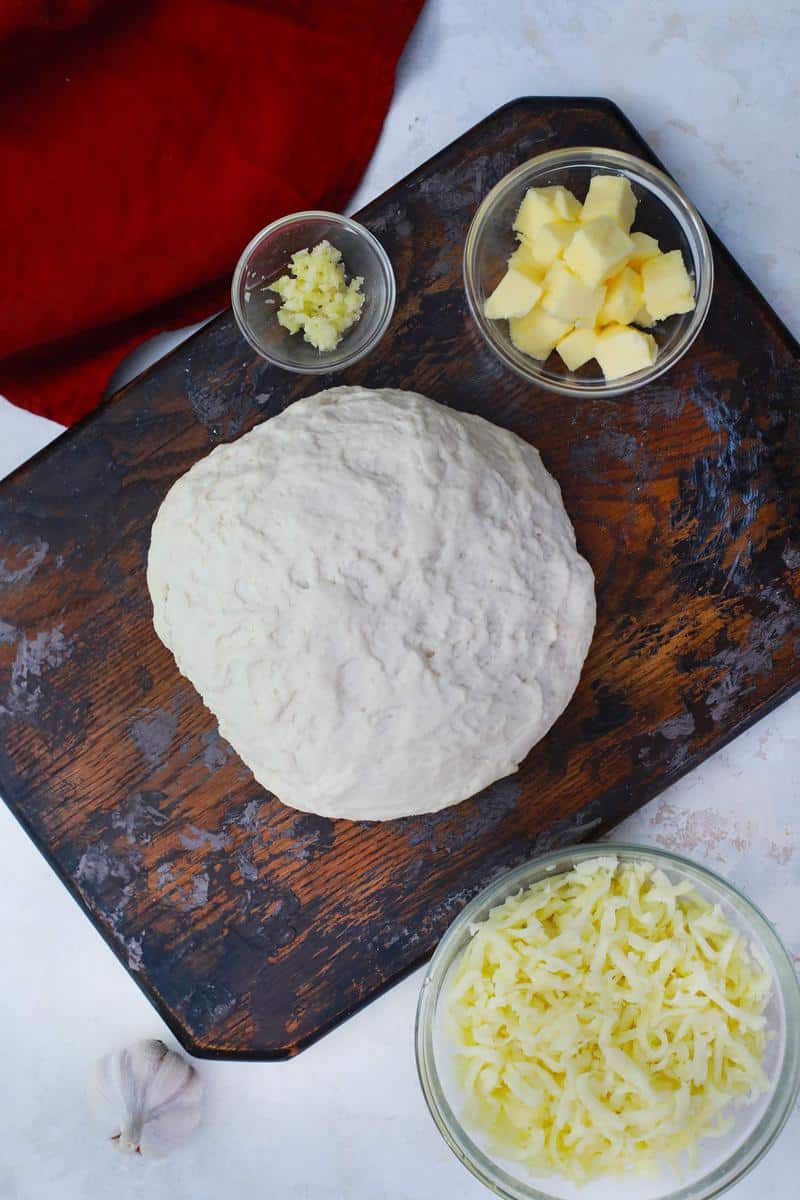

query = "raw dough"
(147, 387), (595, 821)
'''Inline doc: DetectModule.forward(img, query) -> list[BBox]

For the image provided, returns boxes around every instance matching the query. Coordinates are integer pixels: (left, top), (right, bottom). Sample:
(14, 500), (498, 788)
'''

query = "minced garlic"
(446, 857), (771, 1182)
(268, 240), (364, 352)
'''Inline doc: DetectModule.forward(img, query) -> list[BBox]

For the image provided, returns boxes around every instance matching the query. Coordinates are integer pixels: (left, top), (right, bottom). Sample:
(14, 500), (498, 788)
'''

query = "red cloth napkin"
(0, 0), (423, 425)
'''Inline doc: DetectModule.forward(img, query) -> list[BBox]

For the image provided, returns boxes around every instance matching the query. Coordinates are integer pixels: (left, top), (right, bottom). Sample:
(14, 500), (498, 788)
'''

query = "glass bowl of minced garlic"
(464, 148), (713, 397)
(416, 844), (800, 1200)
(232, 211), (396, 373)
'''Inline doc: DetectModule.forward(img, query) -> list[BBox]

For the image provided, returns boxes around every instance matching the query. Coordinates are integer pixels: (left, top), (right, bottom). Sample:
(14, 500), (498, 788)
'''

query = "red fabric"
(0, 0), (423, 424)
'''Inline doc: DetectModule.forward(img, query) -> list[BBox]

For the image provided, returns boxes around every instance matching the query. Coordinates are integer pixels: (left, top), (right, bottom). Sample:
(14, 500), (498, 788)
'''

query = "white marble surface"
(1, 2), (798, 1197)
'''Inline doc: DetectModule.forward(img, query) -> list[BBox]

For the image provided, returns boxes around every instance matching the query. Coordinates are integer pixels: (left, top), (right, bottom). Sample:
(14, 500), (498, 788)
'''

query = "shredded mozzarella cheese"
(446, 857), (771, 1181)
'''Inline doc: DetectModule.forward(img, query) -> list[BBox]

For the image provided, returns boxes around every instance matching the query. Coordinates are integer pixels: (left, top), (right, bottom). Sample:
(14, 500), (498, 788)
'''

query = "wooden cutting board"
(1, 99), (799, 1059)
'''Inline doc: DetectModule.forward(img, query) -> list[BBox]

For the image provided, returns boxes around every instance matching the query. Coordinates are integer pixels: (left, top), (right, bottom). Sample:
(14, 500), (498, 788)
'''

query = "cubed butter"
(541, 260), (605, 328)
(563, 217), (634, 288)
(508, 241), (545, 283)
(598, 266), (643, 326)
(595, 324), (657, 380)
(628, 231), (660, 269)
(513, 186), (582, 240)
(641, 249), (696, 320)
(556, 328), (597, 371)
(580, 174), (638, 233)
(526, 221), (579, 270)
(509, 307), (573, 360)
(483, 175), (695, 379)
(484, 268), (543, 319)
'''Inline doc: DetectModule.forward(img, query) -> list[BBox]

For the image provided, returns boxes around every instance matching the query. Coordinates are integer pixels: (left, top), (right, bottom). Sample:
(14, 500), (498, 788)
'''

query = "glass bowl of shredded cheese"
(416, 844), (800, 1200)
(231, 211), (396, 373)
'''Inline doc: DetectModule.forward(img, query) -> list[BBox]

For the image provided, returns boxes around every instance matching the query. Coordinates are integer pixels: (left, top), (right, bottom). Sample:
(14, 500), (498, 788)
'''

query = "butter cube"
(547, 186), (582, 221)
(556, 328), (597, 371)
(595, 324), (657, 380)
(641, 249), (696, 320)
(526, 221), (579, 270)
(541, 260), (605, 328)
(581, 174), (638, 233)
(634, 303), (656, 328)
(484, 268), (543, 319)
(598, 266), (643, 326)
(513, 186), (582, 239)
(628, 231), (660, 269)
(563, 217), (634, 288)
(509, 306), (572, 360)
(508, 241), (545, 283)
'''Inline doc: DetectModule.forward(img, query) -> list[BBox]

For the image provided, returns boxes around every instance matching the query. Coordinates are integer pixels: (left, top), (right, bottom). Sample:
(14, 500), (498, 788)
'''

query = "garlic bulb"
(89, 1038), (203, 1157)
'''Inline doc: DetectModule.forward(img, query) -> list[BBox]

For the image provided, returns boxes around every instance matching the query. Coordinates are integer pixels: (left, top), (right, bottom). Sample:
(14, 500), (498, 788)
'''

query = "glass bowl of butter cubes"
(232, 210), (396, 373)
(463, 148), (713, 397)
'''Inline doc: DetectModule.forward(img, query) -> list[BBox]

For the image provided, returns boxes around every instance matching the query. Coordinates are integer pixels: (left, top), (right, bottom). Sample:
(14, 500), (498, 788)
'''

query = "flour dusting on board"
(0, 538), (48, 586)
(0, 625), (70, 718)
(130, 703), (179, 772)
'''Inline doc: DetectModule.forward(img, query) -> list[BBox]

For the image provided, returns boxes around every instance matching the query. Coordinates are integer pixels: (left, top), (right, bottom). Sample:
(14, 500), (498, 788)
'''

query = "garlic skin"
(89, 1039), (203, 1157)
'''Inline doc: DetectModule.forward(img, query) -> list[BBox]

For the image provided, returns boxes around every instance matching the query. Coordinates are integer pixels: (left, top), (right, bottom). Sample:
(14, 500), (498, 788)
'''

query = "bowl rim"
(463, 147), (714, 398)
(230, 209), (397, 374)
(415, 841), (800, 1200)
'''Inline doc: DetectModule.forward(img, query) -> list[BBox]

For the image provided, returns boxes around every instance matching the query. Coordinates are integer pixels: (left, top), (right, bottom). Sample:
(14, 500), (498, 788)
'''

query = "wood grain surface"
(1, 99), (798, 1059)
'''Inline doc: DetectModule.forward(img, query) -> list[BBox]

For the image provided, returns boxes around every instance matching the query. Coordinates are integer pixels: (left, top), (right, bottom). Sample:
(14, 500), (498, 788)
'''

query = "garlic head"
(90, 1038), (203, 1157)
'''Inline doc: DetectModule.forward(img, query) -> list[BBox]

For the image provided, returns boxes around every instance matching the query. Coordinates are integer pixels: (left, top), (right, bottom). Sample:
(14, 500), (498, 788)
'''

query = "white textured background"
(1, 2), (798, 1197)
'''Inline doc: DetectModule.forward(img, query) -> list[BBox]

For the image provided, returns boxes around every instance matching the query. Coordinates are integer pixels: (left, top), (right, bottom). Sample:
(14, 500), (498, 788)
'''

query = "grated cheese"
(446, 857), (771, 1181)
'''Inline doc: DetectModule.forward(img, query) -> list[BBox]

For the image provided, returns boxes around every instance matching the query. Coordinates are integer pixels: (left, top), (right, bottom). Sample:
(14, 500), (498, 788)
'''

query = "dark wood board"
(1, 99), (799, 1060)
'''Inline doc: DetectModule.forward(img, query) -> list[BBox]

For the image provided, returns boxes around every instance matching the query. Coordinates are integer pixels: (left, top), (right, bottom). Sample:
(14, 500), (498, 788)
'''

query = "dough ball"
(147, 387), (595, 820)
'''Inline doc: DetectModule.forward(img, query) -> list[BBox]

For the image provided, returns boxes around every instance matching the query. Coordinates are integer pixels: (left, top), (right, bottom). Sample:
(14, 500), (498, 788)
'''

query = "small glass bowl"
(463, 148), (714, 397)
(416, 843), (800, 1200)
(231, 211), (396, 373)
